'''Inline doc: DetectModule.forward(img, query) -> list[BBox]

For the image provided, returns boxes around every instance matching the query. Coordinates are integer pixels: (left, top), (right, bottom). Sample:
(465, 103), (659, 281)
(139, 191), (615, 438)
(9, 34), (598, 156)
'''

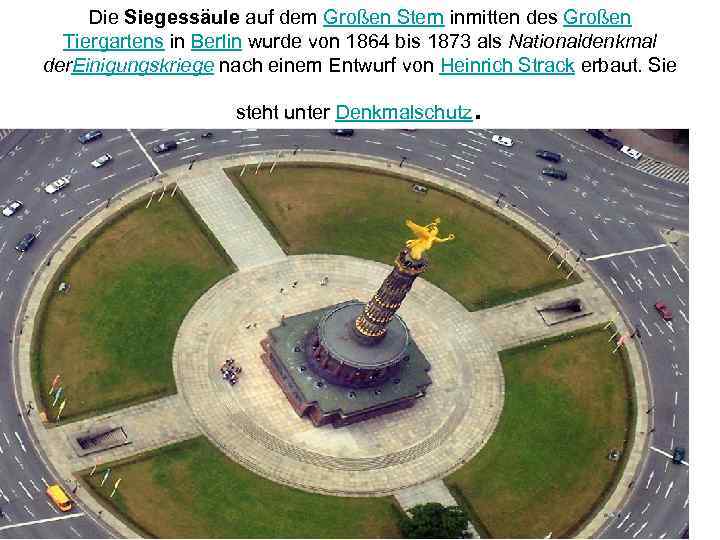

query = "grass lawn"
(227, 165), (576, 310)
(84, 437), (402, 538)
(34, 196), (235, 421)
(446, 327), (632, 538)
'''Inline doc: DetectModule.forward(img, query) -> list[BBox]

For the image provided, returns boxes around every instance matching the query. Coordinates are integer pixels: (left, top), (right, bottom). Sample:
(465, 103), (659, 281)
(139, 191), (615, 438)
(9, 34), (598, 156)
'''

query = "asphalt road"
(0, 128), (689, 539)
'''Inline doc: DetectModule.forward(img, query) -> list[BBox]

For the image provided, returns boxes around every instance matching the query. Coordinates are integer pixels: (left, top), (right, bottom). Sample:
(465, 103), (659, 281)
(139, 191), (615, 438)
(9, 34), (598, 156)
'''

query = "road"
(0, 128), (689, 538)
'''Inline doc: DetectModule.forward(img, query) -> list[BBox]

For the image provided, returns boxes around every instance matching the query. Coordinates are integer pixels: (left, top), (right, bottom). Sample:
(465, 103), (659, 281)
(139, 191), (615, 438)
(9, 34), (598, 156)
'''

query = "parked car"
(536, 150), (562, 163)
(45, 175), (71, 194)
(152, 141), (178, 153)
(541, 167), (568, 180)
(585, 129), (605, 139)
(602, 134), (624, 150)
(332, 129), (355, 136)
(78, 130), (103, 144)
(654, 301), (673, 321)
(672, 446), (686, 465)
(491, 134), (514, 147)
(2, 200), (23, 217)
(91, 153), (113, 168)
(15, 233), (36, 252)
(620, 145), (643, 160)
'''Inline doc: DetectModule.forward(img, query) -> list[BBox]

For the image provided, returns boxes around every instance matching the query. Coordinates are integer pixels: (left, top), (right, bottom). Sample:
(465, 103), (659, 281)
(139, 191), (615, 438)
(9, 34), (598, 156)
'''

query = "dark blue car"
(78, 130), (103, 144)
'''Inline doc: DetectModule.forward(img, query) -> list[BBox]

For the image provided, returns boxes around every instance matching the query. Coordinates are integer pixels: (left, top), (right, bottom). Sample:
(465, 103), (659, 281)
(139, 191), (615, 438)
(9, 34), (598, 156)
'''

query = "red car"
(654, 301), (673, 321)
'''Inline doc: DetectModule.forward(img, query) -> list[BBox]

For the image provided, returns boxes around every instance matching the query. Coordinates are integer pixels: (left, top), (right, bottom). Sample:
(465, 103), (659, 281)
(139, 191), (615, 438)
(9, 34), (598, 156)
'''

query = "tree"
(400, 502), (471, 539)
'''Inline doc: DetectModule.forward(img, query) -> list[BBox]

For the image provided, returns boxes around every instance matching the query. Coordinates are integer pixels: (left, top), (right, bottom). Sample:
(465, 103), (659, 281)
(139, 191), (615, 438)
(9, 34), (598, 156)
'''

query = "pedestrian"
(649, 428), (656, 433)
(320, 276), (329, 286)
(280, 287), (285, 294)
(245, 324), (252, 330)
(280, 314), (286, 325)
(252, 322), (257, 328)
(292, 281), (298, 288)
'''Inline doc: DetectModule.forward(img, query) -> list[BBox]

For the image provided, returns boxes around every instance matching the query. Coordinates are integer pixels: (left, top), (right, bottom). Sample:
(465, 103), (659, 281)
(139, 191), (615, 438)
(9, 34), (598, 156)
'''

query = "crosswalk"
(634, 157), (689, 184)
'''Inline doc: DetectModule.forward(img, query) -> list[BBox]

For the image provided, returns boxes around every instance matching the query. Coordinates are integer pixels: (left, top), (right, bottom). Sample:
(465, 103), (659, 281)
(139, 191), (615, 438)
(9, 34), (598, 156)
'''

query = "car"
(2, 200), (23, 217)
(91, 153), (113, 168)
(536, 150), (562, 163)
(45, 175), (71, 194)
(332, 129), (354, 136)
(541, 167), (568, 180)
(585, 129), (605, 139)
(620, 145), (643, 160)
(78, 130), (103, 144)
(15, 233), (36, 252)
(152, 141), (178, 153)
(491, 134), (514, 147)
(654, 301), (673, 321)
(672, 446), (686, 465)
(602, 134), (624, 150)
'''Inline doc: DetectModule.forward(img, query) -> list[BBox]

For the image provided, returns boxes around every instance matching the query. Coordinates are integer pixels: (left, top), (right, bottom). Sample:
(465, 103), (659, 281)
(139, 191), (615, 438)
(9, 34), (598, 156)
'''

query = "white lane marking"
(588, 228), (599, 241)
(69, 525), (82, 537)
(648, 253), (657, 264)
(610, 277), (624, 295)
(0, 487), (8, 502)
(674, 391), (678, 406)
(457, 141), (484, 152)
(639, 301), (649, 314)
(624, 280), (634, 293)
(454, 163), (472, 171)
(659, 533), (667, 539)
(365, 140), (382, 145)
(116, 149), (132, 157)
(483, 174), (499, 182)
(671, 265), (684, 283)
(41, 477), (49, 487)
(18, 481), (33, 500)
(610, 260), (620, 271)
(628, 255), (638, 268)
(238, 143), (262, 148)
(537, 206), (550, 217)
(0, 513), (86, 532)
(106, 135), (123, 143)
(645, 470), (654, 489)
(629, 272), (643, 290)
(429, 139), (448, 147)
(639, 319), (652, 337)
(647, 268), (661, 287)
(586, 244), (668, 261)
(443, 167), (466, 178)
(678, 309), (689, 323)
(672, 414), (676, 428)
(683, 496), (689, 509)
(47, 501), (59, 514)
(664, 481), (674, 499)
(126, 163), (142, 171)
(662, 273), (672, 286)
(173, 131), (190, 137)
(128, 128), (162, 175)
(3, 432), (9, 445)
(29, 480), (41, 493)
(60, 209), (75, 217)
(0, 241), (6, 254)
(425, 154), (442, 161)
(211, 139), (228, 144)
(491, 161), (507, 168)
(145, 138), (160, 145)
(183, 144), (199, 151)
(396, 146), (413, 152)
(650, 446), (689, 466)
(86, 198), (100, 206)
(617, 513), (630, 529)
(24, 505), (34, 518)
(642, 183), (659, 190)
(450, 154), (474, 165)
(624, 522), (635, 533)
(513, 186), (529, 199)
(633, 522), (648, 538)
(74, 184), (91, 192)
(676, 295), (686, 306)
(101, 173), (116, 181)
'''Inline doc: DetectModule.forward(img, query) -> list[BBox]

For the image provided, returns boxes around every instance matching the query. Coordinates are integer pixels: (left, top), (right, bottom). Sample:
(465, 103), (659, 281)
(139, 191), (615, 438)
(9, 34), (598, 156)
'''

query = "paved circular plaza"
(173, 254), (504, 496)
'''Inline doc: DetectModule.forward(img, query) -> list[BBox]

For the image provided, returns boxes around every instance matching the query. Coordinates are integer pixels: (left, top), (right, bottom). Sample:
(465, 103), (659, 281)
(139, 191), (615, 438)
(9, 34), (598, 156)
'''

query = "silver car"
(91, 153), (113, 168)
(2, 200), (23, 217)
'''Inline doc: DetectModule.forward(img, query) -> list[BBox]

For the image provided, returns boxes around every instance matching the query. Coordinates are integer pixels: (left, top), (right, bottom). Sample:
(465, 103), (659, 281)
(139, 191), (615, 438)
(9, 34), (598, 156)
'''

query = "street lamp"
(495, 192), (506, 206)
(399, 156), (407, 168)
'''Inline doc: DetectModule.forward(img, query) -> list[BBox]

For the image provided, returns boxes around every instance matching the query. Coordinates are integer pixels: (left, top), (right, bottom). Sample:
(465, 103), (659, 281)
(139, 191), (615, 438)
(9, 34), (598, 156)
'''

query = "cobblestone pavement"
(173, 255), (504, 496)
(177, 165), (286, 269)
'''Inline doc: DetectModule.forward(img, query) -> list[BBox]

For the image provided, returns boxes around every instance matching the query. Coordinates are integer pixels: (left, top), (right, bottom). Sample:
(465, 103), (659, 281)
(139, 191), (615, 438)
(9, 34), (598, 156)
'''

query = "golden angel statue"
(405, 218), (455, 260)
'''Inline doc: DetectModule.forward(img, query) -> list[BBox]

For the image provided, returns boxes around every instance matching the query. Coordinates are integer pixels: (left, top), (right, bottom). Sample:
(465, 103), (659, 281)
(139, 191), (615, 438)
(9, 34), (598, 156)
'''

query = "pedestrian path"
(395, 480), (481, 537)
(634, 156), (689, 184)
(177, 168), (286, 270)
